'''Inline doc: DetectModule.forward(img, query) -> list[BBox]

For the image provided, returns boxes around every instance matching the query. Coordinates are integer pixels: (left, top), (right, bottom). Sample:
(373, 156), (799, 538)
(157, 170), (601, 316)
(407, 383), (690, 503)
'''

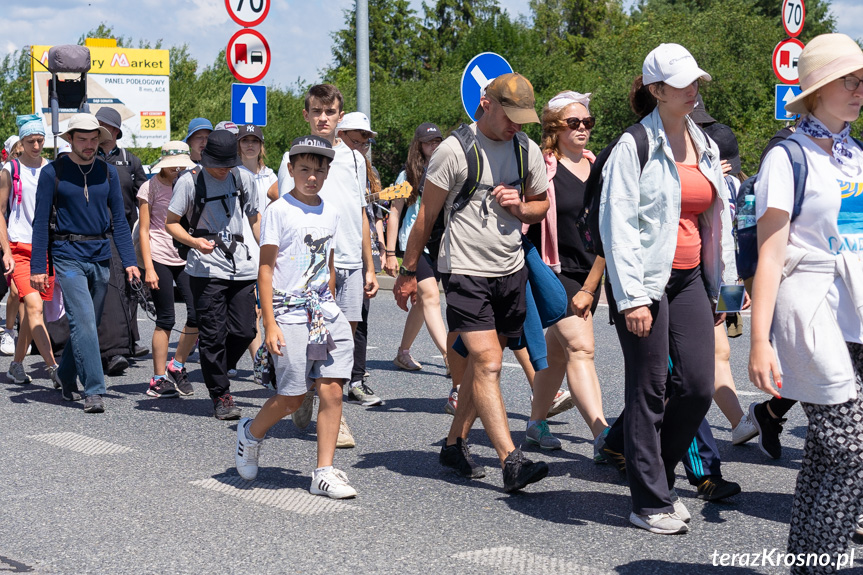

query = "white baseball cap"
(336, 112), (378, 137)
(642, 43), (711, 89)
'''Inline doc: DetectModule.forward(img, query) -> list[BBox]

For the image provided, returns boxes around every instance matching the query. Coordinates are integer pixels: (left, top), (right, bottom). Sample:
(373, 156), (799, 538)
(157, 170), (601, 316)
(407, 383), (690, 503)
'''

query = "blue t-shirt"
(31, 156), (136, 274)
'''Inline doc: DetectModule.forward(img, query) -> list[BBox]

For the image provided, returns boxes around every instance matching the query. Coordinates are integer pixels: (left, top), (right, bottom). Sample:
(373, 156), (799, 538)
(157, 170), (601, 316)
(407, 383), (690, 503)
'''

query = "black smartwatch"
(398, 265), (417, 277)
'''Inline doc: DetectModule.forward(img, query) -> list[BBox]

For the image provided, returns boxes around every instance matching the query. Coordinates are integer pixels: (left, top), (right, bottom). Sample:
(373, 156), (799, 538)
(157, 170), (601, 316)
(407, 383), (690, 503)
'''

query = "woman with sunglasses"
(749, 34), (863, 572)
(137, 142), (199, 398)
(384, 124), (450, 390)
(599, 44), (735, 534)
(525, 92), (610, 454)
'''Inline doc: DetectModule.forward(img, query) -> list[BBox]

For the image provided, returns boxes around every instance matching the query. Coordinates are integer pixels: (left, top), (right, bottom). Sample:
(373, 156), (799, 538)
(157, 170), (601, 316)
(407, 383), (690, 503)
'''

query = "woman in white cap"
(524, 91), (610, 454)
(749, 33), (863, 572)
(599, 44), (735, 534)
(137, 142), (199, 399)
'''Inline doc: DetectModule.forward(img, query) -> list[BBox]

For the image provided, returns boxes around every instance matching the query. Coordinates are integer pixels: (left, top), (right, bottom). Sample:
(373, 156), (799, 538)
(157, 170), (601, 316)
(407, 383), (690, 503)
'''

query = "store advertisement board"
(31, 45), (171, 148)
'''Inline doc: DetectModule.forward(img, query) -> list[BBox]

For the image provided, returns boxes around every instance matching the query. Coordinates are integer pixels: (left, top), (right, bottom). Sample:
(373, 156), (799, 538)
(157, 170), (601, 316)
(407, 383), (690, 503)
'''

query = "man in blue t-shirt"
(30, 114), (140, 414)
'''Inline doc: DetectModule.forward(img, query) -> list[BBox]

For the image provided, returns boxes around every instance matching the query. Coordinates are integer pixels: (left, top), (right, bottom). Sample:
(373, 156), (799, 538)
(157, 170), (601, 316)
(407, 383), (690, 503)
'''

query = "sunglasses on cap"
(564, 117), (596, 130)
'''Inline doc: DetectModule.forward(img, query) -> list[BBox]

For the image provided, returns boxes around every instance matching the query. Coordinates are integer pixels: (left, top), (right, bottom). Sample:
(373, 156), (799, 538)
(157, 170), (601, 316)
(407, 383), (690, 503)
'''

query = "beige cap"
(59, 113), (113, 144)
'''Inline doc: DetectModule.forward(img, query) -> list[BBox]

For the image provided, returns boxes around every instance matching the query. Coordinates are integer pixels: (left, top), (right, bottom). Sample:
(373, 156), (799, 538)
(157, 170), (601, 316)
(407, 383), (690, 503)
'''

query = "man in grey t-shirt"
(167, 130), (260, 420)
(393, 73), (551, 493)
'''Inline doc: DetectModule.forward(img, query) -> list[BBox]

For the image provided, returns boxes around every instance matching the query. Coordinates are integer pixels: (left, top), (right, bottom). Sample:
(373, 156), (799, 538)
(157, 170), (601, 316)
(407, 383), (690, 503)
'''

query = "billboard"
(31, 44), (170, 148)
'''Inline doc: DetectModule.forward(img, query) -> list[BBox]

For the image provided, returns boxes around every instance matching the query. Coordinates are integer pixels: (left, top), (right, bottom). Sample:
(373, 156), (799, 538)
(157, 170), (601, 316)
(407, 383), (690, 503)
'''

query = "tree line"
(1, 0), (859, 185)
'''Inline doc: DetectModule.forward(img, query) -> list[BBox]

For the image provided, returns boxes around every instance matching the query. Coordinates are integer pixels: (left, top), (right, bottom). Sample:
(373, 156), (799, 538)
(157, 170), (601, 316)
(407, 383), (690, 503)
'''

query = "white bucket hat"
(336, 112), (378, 137)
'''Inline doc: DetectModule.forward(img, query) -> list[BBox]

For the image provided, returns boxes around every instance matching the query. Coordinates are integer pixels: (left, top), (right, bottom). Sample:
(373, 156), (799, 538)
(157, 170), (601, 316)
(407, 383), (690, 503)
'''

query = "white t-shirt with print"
(755, 132), (863, 342)
(238, 164), (277, 265)
(277, 141), (367, 269)
(3, 159), (46, 244)
(260, 193), (341, 324)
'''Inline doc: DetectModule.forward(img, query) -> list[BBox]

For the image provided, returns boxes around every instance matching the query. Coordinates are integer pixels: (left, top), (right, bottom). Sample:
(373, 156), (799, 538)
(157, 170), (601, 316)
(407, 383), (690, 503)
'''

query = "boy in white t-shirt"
(235, 136), (357, 499)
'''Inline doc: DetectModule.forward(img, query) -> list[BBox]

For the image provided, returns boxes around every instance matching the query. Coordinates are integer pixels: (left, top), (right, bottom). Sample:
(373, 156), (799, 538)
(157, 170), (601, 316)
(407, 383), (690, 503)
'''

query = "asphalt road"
(1, 291), (860, 575)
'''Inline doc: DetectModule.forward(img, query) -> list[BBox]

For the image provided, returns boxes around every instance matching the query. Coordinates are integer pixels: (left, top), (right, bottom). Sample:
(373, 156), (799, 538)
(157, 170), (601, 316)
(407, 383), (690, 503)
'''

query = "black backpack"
(426, 124), (529, 260)
(173, 166), (247, 260)
(576, 124), (649, 258)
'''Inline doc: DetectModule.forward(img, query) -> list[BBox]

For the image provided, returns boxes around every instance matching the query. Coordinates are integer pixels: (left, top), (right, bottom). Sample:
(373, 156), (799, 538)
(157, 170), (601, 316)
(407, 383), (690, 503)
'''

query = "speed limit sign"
(782, 0), (805, 38)
(225, 0), (270, 28)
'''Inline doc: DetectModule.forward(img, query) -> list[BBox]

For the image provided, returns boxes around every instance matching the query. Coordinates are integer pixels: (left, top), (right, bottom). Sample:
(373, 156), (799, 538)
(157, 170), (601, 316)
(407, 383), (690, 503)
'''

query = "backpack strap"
(775, 139), (808, 223)
(625, 123), (650, 173)
(449, 123), (483, 217)
(513, 131), (529, 200)
(187, 168), (208, 233)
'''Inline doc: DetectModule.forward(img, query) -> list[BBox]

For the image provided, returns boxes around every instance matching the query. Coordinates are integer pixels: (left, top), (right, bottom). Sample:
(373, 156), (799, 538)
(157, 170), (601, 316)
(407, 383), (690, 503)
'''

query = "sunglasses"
(564, 117), (596, 130)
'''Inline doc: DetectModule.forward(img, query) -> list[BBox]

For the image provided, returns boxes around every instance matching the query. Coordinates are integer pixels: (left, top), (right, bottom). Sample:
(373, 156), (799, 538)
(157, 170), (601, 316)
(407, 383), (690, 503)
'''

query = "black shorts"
(558, 270), (599, 318)
(442, 266), (528, 338)
(417, 253), (440, 284)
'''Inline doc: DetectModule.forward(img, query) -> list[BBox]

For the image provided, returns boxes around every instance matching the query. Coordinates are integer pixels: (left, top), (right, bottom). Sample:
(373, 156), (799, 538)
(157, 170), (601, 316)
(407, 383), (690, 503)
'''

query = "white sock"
(315, 465), (333, 476)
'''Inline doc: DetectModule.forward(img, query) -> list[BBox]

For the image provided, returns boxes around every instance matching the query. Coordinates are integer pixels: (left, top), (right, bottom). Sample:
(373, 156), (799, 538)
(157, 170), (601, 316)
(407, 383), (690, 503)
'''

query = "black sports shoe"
(166, 364), (194, 396)
(83, 394), (105, 413)
(439, 437), (486, 478)
(502, 448), (548, 493)
(133, 344), (150, 358)
(105, 354), (129, 376)
(750, 401), (784, 459)
(696, 476), (742, 501)
(213, 394), (241, 420)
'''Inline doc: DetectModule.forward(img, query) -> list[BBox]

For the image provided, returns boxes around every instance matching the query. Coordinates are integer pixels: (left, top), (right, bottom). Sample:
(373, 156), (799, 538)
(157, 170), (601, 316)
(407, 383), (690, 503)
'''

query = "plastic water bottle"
(738, 195), (756, 230)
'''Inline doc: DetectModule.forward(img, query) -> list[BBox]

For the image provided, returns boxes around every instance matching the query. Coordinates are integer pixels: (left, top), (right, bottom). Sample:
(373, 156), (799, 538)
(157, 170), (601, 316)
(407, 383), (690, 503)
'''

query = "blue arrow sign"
(775, 84), (802, 121)
(461, 52), (513, 121)
(231, 83), (267, 126)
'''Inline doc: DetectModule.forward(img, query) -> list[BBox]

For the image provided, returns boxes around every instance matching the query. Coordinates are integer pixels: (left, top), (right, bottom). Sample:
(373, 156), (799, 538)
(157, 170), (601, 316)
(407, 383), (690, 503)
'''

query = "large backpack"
(426, 124), (529, 260)
(577, 124), (650, 258)
(173, 166), (247, 260)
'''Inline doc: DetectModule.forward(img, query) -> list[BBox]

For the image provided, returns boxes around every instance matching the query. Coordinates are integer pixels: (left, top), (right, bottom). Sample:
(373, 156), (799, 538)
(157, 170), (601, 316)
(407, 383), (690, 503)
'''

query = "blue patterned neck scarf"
(797, 115), (859, 167)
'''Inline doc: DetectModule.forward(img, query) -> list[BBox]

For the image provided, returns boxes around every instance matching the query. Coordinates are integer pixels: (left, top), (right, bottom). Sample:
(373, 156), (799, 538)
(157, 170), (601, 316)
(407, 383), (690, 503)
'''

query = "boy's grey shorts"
(272, 313), (355, 397)
(334, 267), (364, 322)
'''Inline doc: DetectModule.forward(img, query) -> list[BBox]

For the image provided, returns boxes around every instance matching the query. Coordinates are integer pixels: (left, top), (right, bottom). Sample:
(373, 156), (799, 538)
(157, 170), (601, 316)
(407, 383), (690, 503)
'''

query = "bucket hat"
(184, 118), (213, 142)
(200, 130), (241, 168)
(152, 141), (195, 171)
(337, 112), (378, 137)
(95, 107), (123, 139)
(59, 113), (113, 144)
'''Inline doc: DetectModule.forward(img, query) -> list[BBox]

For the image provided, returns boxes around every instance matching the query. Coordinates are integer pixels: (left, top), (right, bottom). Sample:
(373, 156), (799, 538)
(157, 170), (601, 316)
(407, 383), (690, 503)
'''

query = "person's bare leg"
(418, 277), (448, 356)
(174, 326), (198, 363)
(713, 324), (744, 428)
(398, 300), (425, 353)
(447, 353), (479, 444)
(529, 325), (567, 421)
(152, 327), (170, 376)
(315, 379), (344, 468)
(6, 281), (19, 333)
(15, 292), (55, 366)
(249, 393), (305, 439)
(513, 346), (535, 389)
(558, 314), (608, 437)
(447, 331), (467, 390)
(459, 330), (515, 466)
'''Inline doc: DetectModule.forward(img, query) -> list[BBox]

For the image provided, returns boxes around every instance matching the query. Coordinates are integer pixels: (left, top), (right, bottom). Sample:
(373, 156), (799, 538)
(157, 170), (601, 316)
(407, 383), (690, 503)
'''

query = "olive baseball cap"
(475, 73), (540, 124)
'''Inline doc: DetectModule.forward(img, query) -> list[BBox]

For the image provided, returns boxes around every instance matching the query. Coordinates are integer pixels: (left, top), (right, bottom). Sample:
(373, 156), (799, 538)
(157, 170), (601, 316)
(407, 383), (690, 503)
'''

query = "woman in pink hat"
(749, 33), (863, 572)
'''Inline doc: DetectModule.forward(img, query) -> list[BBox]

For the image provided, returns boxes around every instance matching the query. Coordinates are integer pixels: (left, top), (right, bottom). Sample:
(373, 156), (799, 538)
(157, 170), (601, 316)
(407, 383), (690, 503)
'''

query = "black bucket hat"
(200, 130), (241, 168)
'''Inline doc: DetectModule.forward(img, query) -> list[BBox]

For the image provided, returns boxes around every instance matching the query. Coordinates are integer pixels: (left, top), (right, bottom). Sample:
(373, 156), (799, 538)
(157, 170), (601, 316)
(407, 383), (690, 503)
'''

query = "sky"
(3, 0), (862, 92)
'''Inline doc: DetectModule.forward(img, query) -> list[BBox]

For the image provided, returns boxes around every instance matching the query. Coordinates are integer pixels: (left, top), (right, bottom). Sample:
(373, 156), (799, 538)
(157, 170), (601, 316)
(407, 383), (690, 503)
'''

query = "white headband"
(547, 91), (591, 113)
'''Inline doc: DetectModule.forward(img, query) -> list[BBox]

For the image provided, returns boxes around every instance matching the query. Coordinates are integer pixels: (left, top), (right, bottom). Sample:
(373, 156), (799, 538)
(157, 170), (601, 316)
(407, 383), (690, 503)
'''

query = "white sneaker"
(292, 390), (315, 429)
(6, 361), (31, 384)
(0, 329), (16, 356)
(547, 388), (575, 418)
(310, 468), (357, 499)
(235, 417), (262, 481)
(731, 413), (759, 445)
(336, 414), (356, 448)
(629, 511), (689, 534)
(393, 350), (422, 371)
(669, 489), (691, 523)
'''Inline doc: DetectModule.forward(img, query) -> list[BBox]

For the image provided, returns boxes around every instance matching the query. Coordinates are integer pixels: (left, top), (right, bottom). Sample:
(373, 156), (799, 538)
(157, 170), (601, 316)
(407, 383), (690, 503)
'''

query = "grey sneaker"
(629, 512), (689, 534)
(7, 361), (31, 384)
(83, 394), (105, 413)
(731, 413), (758, 446)
(47, 364), (61, 390)
(347, 381), (383, 406)
(525, 420), (561, 450)
(61, 388), (83, 402)
(669, 489), (691, 522)
(213, 394), (241, 420)
(292, 390), (315, 429)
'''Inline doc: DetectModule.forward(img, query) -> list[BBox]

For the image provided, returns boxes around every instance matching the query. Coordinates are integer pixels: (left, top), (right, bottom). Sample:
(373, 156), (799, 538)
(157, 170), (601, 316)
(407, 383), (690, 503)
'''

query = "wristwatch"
(398, 265), (417, 277)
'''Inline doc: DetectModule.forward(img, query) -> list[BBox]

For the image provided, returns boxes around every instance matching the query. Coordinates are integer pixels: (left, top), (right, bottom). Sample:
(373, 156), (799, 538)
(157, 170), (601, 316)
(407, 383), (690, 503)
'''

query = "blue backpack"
(734, 139), (807, 280)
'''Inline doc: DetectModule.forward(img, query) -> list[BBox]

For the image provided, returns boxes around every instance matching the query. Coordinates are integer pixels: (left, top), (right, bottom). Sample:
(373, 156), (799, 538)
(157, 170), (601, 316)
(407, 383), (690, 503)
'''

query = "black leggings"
(607, 265), (716, 515)
(146, 261), (197, 331)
